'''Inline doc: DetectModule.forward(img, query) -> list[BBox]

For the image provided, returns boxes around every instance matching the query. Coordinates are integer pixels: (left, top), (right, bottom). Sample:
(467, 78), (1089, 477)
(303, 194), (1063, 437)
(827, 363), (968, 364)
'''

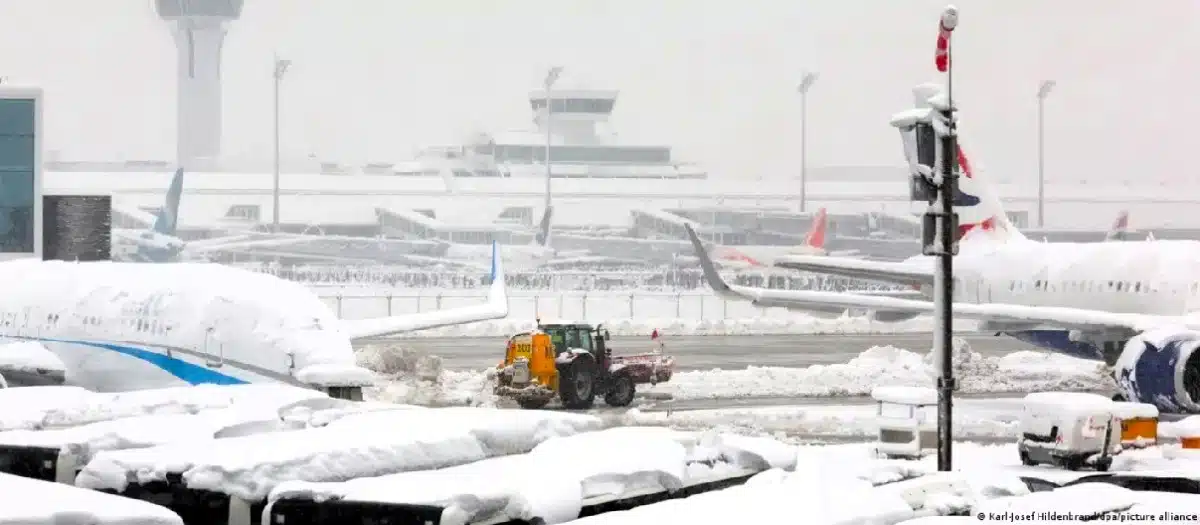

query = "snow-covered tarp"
(0, 384), (327, 431)
(76, 407), (604, 501)
(0, 472), (183, 525)
(0, 408), (285, 463)
(267, 427), (796, 525)
(0, 340), (65, 374)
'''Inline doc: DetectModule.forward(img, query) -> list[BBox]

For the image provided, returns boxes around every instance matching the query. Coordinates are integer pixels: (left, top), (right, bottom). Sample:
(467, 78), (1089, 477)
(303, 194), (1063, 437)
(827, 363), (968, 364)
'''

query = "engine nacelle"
(1114, 329), (1200, 413)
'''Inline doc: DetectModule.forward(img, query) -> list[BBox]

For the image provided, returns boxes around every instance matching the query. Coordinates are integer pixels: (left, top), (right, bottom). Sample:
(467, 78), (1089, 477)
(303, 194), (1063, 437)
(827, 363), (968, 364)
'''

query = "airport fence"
(317, 289), (809, 322)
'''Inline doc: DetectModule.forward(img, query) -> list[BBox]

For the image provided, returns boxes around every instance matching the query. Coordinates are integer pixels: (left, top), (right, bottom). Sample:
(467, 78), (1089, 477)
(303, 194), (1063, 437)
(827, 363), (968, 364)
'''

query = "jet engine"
(1113, 329), (1200, 413)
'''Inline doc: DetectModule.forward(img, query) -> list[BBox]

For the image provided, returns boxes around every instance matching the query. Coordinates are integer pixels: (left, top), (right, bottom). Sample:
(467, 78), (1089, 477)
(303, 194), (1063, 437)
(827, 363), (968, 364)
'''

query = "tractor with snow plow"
(494, 322), (675, 410)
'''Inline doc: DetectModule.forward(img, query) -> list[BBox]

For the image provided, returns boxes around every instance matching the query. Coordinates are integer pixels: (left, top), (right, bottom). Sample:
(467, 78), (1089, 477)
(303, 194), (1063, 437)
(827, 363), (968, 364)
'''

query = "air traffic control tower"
(155, 0), (243, 170)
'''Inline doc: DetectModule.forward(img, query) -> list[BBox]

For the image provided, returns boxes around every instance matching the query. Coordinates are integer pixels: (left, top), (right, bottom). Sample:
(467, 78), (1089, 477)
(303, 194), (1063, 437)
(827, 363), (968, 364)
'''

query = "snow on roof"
(0, 408), (284, 463)
(0, 472), (183, 525)
(267, 427), (794, 522)
(1161, 415), (1200, 438)
(0, 384), (325, 432)
(871, 385), (937, 406)
(567, 459), (917, 525)
(77, 407), (603, 501)
(0, 341), (65, 374)
(1110, 401), (1159, 419)
(1022, 392), (1115, 415)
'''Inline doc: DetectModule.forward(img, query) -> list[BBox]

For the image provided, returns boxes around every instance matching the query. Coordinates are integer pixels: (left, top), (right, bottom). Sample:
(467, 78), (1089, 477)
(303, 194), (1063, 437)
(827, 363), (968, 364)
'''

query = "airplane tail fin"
(152, 168), (184, 236)
(1104, 210), (1129, 242)
(533, 206), (553, 249)
(803, 207), (827, 249)
(894, 83), (1025, 248)
(488, 240), (507, 305)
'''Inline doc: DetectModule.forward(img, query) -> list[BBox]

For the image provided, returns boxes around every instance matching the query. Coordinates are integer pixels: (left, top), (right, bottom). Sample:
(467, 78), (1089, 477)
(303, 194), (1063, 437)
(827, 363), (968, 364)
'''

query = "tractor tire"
(604, 374), (636, 407)
(558, 357), (597, 410)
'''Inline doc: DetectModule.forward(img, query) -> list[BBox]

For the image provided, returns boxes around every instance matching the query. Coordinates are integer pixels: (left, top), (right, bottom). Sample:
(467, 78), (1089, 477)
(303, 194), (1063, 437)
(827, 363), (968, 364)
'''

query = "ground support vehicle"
(494, 322), (675, 409)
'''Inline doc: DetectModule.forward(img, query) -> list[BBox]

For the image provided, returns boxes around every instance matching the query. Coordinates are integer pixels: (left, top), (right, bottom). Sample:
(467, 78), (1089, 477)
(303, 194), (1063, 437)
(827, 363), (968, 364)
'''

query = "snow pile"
(388, 315), (964, 338)
(0, 386), (94, 430)
(363, 339), (1108, 407)
(357, 343), (496, 406)
(267, 427), (795, 525)
(976, 483), (1138, 518)
(0, 384), (328, 431)
(642, 339), (1109, 400)
(77, 407), (604, 501)
(0, 408), (285, 463)
(0, 472), (183, 525)
(278, 399), (426, 428)
(0, 340), (65, 373)
(568, 462), (918, 524)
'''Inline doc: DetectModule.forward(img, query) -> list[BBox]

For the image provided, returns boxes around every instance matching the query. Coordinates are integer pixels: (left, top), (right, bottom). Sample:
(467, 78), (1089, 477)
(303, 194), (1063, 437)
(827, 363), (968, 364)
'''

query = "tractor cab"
(537, 322), (610, 362)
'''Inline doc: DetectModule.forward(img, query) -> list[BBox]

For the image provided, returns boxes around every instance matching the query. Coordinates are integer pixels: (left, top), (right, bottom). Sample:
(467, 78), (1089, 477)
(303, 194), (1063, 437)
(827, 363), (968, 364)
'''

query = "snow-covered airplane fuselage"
(0, 244), (509, 396)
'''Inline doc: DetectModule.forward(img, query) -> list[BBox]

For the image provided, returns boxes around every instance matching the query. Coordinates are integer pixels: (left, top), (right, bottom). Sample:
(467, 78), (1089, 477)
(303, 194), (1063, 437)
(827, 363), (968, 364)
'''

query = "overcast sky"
(0, 0), (1194, 184)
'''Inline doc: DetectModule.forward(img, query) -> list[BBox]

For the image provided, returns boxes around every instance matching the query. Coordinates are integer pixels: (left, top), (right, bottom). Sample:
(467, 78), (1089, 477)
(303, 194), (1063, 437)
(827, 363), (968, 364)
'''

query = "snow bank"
(0, 384), (327, 431)
(0, 408), (283, 463)
(367, 339), (1109, 407)
(0, 472), (183, 525)
(976, 483), (1138, 517)
(384, 315), (961, 338)
(268, 427), (793, 525)
(77, 407), (604, 501)
(642, 340), (1109, 400)
(568, 463), (917, 525)
(0, 340), (65, 373)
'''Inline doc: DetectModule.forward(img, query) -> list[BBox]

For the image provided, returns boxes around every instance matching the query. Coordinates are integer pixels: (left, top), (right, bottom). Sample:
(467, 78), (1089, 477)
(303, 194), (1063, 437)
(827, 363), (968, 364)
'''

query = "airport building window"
(493, 145), (670, 165)
(0, 98), (35, 254)
(529, 97), (616, 114)
(226, 204), (260, 221)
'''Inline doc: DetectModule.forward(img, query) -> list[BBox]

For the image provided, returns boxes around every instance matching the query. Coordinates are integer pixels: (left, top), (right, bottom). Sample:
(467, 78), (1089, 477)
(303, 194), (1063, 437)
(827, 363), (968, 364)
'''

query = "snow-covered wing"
(339, 242), (509, 339)
(773, 254), (933, 287)
(685, 224), (1187, 334)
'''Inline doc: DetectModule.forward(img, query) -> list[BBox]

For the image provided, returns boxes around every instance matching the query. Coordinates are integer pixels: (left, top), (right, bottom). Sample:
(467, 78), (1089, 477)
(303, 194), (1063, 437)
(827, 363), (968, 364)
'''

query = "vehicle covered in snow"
(1018, 392), (1121, 471)
(494, 322), (674, 409)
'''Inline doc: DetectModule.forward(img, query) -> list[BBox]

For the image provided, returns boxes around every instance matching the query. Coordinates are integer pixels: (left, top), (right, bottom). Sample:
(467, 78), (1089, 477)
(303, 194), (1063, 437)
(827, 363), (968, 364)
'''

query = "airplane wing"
(773, 254), (933, 287)
(338, 241), (509, 339)
(685, 224), (1188, 334)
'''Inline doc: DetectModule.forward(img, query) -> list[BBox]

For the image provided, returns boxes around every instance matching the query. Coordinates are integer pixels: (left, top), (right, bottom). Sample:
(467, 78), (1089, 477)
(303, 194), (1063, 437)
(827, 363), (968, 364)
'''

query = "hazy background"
(0, 0), (1193, 184)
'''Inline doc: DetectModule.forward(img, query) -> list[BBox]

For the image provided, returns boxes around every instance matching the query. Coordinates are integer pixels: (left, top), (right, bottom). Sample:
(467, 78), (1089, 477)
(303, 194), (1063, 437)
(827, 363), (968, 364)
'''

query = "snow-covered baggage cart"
(871, 386), (938, 459)
(0, 385), (328, 484)
(1017, 392), (1121, 471)
(1111, 401), (1158, 449)
(75, 408), (602, 525)
(264, 428), (792, 525)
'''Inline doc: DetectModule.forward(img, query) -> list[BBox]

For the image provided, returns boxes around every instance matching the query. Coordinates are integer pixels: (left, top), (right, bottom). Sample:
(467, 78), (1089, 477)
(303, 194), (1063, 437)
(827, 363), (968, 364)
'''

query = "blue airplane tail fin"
(152, 168), (184, 235)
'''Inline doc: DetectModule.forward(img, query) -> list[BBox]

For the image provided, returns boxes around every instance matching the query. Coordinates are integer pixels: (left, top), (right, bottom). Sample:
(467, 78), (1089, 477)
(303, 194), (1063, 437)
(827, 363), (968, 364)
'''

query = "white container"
(872, 386), (938, 459)
(1018, 392), (1121, 471)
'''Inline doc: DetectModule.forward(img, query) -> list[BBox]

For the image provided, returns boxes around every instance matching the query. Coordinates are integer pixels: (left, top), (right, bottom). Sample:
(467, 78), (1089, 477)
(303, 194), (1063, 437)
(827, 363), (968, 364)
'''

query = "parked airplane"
(1104, 210), (1130, 242)
(686, 84), (1200, 414)
(445, 206), (645, 270)
(0, 243), (509, 398)
(676, 207), (857, 270)
(110, 168), (260, 262)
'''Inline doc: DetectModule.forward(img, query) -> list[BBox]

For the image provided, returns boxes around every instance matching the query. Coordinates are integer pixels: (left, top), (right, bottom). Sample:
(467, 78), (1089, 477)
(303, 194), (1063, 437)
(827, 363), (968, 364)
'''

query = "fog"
(0, 0), (1194, 185)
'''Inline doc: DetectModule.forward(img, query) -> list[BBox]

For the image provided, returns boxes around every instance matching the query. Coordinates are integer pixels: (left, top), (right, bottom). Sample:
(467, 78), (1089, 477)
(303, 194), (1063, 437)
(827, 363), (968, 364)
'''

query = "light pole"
(543, 66), (563, 214)
(272, 54), (291, 233)
(797, 72), (819, 213)
(1037, 80), (1055, 228)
